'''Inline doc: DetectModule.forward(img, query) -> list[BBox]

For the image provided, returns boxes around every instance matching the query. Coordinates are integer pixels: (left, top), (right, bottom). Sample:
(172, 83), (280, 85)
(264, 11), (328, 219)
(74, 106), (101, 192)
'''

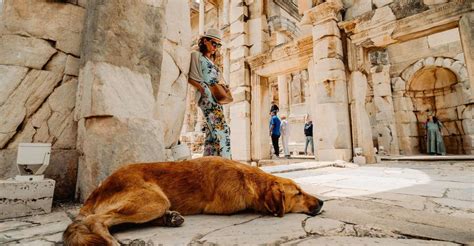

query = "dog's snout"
(309, 199), (324, 216)
(318, 199), (324, 207)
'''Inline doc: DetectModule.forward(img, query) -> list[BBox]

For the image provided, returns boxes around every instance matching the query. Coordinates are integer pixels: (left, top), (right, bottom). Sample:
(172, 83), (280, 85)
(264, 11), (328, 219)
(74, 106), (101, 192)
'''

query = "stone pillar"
(251, 75), (271, 160)
(199, 0), (205, 35)
(459, 12), (474, 104)
(301, 0), (352, 161)
(277, 75), (290, 117)
(276, 32), (289, 116)
(459, 13), (474, 154)
(76, 0), (190, 201)
(369, 50), (399, 155)
(228, 0), (251, 161)
(349, 72), (376, 163)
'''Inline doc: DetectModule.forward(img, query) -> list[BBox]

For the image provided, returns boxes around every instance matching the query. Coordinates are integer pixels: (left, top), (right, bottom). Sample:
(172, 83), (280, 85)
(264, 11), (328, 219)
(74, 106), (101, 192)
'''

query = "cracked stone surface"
(0, 161), (472, 245)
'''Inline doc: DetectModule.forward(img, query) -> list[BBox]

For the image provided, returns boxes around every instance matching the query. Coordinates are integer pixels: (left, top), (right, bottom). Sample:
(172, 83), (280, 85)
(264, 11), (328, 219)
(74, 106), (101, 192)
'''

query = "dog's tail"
(63, 218), (108, 246)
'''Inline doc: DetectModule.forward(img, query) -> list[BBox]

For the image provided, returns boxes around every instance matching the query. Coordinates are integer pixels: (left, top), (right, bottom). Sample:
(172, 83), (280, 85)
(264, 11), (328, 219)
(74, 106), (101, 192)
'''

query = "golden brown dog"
(63, 156), (324, 245)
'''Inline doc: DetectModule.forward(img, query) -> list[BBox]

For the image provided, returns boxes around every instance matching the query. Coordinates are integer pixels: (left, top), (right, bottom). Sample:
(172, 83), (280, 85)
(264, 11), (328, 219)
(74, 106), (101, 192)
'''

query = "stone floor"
(0, 160), (473, 245)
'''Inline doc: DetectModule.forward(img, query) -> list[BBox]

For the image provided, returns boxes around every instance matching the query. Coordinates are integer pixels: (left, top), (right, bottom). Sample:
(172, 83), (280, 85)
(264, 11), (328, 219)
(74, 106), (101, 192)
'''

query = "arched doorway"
(394, 56), (471, 155)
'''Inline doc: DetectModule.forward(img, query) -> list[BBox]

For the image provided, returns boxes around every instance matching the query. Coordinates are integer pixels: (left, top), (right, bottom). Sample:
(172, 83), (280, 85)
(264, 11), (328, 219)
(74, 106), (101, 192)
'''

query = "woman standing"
(188, 28), (231, 159)
(426, 115), (446, 155)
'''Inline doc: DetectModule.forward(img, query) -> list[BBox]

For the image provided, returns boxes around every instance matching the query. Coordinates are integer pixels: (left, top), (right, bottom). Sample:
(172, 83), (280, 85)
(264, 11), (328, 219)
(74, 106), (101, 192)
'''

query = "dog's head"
(264, 178), (323, 217)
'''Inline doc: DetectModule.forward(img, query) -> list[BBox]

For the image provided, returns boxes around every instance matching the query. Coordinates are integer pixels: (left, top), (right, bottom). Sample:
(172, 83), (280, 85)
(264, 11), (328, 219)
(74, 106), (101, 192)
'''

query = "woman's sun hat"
(202, 28), (222, 42)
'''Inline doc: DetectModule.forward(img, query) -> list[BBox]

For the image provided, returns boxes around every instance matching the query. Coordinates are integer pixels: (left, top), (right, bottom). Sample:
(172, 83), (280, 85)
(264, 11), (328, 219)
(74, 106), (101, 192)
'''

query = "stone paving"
(0, 160), (473, 245)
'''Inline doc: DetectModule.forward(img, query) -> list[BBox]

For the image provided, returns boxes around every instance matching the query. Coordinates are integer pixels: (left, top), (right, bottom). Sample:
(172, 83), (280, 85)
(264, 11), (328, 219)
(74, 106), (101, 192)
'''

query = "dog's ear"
(264, 182), (286, 217)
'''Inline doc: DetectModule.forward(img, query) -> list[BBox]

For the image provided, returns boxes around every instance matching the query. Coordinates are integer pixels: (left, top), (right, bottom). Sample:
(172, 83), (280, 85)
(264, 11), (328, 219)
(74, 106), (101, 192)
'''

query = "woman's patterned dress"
(199, 55), (231, 158)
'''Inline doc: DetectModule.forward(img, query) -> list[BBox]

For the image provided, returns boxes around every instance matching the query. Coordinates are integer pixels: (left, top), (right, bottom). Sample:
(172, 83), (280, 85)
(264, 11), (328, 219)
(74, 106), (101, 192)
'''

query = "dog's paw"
(166, 211), (184, 227)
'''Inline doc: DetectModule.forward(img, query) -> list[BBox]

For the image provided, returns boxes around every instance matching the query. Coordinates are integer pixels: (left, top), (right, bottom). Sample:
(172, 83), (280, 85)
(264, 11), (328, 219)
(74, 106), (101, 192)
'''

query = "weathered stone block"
(75, 61), (154, 120)
(64, 55), (80, 76)
(230, 101), (251, 161)
(395, 110), (417, 124)
(45, 52), (67, 74)
(427, 28), (460, 48)
(373, 0), (393, 8)
(312, 20), (340, 40)
(0, 65), (28, 106)
(391, 77), (406, 92)
(313, 69), (346, 83)
(164, 0), (191, 46)
(315, 79), (348, 104)
(312, 102), (352, 151)
(0, 35), (56, 69)
(76, 117), (166, 201)
(2, 0), (85, 56)
(313, 36), (343, 60)
(0, 178), (55, 219)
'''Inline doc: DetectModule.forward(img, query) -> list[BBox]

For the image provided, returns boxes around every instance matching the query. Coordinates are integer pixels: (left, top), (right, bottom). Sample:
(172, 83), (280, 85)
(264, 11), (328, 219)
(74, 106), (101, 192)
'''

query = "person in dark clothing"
(270, 101), (279, 114)
(269, 110), (281, 157)
(304, 118), (314, 156)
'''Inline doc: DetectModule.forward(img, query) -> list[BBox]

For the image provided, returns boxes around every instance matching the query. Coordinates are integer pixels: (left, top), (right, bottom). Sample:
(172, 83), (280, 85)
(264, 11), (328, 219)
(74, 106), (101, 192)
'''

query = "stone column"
(459, 12), (474, 104)
(458, 12), (474, 154)
(301, 0), (352, 161)
(369, 50), (399, 155)
(199, 0), (205, 35)
(251, 75), (271, 160)
(228, 0), (251, 161)
(76, 0), (190, 201)
(276, 32), (289, 116)
(349, 72), (376, 163)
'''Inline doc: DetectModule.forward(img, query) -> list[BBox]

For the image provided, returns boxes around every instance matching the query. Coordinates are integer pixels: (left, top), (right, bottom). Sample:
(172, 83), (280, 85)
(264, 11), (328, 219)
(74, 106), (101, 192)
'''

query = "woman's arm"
(188, 78), (205, 94)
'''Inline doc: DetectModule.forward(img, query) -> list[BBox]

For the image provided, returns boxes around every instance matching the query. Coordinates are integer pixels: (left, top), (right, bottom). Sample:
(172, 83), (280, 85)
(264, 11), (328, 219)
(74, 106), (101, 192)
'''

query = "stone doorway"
(394, 56), (471, 155)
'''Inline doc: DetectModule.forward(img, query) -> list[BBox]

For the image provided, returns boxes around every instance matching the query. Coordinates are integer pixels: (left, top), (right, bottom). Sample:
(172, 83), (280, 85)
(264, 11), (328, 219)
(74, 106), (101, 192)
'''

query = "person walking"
(304, 116), (314, 156)
(426, 115), (446, 155)
(280, 115), (291, 159)
(188, 28), (231, 159)
(269, 110), (281, 158)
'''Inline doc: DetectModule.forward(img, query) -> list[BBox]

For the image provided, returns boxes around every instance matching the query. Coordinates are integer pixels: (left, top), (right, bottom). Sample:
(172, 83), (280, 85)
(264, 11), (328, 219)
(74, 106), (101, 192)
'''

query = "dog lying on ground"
(63, 156), (324, 245)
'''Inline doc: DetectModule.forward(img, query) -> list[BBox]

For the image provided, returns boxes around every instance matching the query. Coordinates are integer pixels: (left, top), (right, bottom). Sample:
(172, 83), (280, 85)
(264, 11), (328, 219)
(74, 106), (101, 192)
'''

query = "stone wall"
(0, 0), (191, 201)
(0, 0), (85, 200)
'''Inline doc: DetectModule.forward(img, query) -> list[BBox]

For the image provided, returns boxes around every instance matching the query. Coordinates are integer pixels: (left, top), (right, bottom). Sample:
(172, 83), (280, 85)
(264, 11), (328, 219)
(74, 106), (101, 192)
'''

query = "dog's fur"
(63, 156), (323, 245)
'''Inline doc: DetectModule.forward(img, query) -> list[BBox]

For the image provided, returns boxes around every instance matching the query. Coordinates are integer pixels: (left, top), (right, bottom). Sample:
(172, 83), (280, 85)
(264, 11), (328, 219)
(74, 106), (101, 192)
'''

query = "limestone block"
(393, 96), (414, 111)
(401, 60), (423, 81)
(397, 123), (419, 137)
(374, 81), (392, 97)
(154, 74), (188, 148)
(463, 135), (474, 154)
(391, 77), (406, 92)
(64, 55), (80, 76)
(230, 20), (246, 35)
(434, 57), (444, 67)
(424, 57), (435, 66)
(315, 79), (348, 104)
(0, 35), (56, 69)
(462, 119), (474, 135)
(76, 117), (166, 201)
(9, 79), (77, 149)
(2, 0), (85, 56)
(442, 58), (454, 68)
(232, 87), (251, 103)
(75, 61), (154, 120)
(0, 65), (28, 106)
(0, 70), (62, 148)
(376, 123), (399, 154)
(395, 110), (417, 124)
(298, 0), (313, 15)
(427, 28), (461, 48)
(460, 104), (473, 120)
(374, 96), (394, 112)
(344, 0), (372, 20)
(313, 36), (343, 60)
(399, 137), (420, 155)
(373, 0), (393, 8)
(230, 46), (249, 60)
(229, 67), (249, 88)
(164, 0), (191, 47)
(312, 102), (352, 150)
(0, 179), (55, 219)
(312, 21), (340, 40)
(45, 52), (67, 74)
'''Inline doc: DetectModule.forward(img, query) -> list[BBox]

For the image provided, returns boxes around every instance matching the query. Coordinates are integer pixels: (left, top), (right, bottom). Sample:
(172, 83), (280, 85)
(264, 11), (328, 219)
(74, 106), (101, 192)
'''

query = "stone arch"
(392, 56), (471, 155)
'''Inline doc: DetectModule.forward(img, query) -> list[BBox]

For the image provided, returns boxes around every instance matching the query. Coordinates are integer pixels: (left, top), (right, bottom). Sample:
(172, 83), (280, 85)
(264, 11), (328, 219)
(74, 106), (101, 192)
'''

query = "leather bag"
(210, 83), (233, 105)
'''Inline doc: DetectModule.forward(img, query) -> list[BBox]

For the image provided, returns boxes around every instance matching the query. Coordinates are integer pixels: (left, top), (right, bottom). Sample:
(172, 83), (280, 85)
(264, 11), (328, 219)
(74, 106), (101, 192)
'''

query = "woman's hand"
(188, 78), (205, 94)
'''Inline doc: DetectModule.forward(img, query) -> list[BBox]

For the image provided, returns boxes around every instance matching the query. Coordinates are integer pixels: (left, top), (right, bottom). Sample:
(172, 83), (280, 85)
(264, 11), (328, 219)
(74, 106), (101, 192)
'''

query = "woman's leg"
(304, 136), (309, 155)
(215, 124), (232, 159)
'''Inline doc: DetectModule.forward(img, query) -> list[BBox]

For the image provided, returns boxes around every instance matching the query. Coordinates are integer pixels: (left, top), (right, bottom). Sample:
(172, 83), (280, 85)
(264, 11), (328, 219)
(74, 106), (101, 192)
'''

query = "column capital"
(300, 0), (343, 26)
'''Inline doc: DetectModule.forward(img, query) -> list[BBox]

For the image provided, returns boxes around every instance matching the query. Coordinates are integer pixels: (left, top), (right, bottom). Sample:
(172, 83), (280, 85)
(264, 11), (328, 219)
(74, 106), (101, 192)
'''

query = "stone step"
(380, 155), (474, 161)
